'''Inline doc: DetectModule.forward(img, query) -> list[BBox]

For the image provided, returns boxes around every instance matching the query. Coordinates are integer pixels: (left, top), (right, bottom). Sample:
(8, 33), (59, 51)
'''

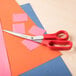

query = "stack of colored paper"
(0, 0), (72, 76)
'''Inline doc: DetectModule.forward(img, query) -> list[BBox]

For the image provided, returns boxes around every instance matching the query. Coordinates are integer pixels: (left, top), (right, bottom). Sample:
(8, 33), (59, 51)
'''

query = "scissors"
(3, 30), (72, 50)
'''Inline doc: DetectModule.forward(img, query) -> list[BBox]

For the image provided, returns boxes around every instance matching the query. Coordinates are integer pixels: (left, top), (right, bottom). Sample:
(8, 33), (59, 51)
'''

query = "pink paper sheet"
(13, 13), (28, 22)
(22, 25), (45, 51)
(29, 25), (46, 35)
(13, 23), (25, 34)
(22, 40), (39, 50)
(0, 23), (11, 76)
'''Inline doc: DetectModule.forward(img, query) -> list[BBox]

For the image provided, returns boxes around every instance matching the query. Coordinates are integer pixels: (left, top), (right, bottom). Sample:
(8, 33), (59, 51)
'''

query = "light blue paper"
(19, 3), (72, 76)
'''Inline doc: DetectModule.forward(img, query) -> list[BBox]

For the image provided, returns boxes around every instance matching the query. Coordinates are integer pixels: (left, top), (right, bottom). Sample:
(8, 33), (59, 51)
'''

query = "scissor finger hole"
(49, 41), (70, 47)
(49, 41), (54, 46)
(54, 44), (70, 47)
(57, 33), (67, 39)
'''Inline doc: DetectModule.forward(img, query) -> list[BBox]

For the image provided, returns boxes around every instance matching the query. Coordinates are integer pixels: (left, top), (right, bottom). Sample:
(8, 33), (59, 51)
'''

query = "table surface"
(16, 0), (76, 76)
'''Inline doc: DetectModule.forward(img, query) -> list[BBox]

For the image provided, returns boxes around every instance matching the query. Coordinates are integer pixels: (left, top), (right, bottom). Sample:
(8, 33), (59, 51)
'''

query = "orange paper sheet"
(0, 0), (61, 76)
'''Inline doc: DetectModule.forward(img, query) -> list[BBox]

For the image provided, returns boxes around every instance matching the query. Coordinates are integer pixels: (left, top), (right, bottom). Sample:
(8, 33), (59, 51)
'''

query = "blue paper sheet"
(21, 3), (45, 30)
(19, 56), (71, 76)
(20, 3), (72, 76)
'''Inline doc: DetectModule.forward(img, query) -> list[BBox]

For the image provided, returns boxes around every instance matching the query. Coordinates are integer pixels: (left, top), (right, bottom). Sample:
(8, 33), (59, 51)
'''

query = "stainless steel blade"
(3, 30), (43, 43)
(3, 30), (33, 40)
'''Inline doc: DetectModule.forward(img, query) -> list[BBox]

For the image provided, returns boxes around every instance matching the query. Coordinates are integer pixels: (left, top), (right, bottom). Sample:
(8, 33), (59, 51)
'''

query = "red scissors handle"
(42, 40), (72, 50)
(43, 30), (69, 40)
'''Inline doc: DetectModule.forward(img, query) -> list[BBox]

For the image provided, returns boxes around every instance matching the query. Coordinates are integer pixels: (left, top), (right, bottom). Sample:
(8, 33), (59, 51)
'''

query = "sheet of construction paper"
(20, 56), (72, 76)
(20, 3), (72, 76)
(22, 40), (39, 50)
(29, 25), (46, 35)
(13, 23), (25, 34)
(0, 22), (11, 76)
(13, 13), (28, 22)
(0, 0), (61, 76)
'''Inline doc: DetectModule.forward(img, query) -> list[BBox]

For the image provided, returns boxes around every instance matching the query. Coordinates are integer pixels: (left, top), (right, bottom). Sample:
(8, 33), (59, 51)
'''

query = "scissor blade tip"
(3, 30), (9, 32)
